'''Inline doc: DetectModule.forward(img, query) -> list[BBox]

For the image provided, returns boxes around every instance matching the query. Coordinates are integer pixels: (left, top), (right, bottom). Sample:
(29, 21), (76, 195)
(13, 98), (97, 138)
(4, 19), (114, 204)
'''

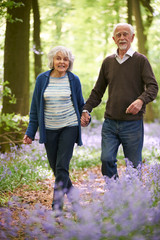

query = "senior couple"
(23, 23), (158, 212)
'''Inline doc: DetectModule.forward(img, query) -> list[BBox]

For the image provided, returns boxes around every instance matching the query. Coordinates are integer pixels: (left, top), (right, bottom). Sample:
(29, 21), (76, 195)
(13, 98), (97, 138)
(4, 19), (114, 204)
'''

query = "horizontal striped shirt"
(44, 74), (78, 129)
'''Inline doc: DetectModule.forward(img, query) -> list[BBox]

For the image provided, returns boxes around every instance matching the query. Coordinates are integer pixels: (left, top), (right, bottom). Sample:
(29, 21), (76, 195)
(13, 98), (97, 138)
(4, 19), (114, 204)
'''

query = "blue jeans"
(45, 126), (78, 197)
(101, 119), (144, 178)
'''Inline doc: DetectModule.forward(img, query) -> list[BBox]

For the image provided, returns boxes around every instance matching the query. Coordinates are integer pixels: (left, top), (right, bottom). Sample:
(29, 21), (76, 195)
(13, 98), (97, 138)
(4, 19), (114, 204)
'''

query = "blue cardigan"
(26, 70), (85, 146)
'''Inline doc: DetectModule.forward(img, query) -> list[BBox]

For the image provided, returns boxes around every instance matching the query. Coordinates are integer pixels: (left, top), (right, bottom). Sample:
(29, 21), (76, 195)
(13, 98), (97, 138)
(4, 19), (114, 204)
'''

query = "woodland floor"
(7, 121), (160, 211)
(11, 165), (126, 212)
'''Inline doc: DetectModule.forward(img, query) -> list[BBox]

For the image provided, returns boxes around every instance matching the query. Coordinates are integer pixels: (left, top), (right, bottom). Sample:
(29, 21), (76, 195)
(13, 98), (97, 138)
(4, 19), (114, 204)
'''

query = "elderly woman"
(23, 46), (89, 212)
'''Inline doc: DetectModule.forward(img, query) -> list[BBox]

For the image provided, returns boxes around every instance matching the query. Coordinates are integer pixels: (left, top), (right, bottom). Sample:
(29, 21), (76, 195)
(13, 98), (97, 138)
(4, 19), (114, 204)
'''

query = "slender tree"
(127, 0), (133, 25)
(32, 0), (42, 79)
(132, 0), (153, 56)
(132, 0), (148, 55)
(131, 0), (155, 122)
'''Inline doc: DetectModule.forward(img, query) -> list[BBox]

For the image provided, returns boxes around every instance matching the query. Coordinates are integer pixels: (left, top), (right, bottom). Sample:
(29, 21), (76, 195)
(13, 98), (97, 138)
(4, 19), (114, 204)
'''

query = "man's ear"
(131, 34), (135, 42)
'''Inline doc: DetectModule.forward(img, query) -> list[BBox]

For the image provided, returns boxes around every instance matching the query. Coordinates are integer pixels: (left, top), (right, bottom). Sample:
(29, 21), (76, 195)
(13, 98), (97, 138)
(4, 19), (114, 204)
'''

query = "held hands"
(23, 135), (32, 144)
(81, 112), (91, 127)
(126, 99), (143, 115)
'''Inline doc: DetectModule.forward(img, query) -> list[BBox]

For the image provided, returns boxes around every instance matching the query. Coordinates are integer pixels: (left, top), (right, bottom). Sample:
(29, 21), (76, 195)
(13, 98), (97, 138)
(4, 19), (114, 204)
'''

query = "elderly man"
(81, 23), (158, 179)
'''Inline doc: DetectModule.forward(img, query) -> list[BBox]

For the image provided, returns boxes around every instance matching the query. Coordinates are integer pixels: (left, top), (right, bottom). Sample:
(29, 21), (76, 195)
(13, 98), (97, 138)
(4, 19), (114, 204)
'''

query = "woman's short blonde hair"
(47, 46), (75, 71)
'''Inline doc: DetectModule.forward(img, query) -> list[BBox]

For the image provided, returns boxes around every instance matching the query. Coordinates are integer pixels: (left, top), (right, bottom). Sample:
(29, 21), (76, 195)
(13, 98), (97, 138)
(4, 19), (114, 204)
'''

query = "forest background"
(1, 2), (160, 239)
(0, 0), (160, 152)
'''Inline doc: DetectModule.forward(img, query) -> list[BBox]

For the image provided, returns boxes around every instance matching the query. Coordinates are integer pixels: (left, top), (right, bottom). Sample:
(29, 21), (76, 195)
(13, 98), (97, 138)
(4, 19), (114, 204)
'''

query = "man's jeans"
(101, 119), (144, 178)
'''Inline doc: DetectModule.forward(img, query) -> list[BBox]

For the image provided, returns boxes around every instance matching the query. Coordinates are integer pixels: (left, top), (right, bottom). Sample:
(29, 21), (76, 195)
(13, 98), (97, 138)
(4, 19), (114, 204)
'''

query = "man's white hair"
(113, 23), (135, 37)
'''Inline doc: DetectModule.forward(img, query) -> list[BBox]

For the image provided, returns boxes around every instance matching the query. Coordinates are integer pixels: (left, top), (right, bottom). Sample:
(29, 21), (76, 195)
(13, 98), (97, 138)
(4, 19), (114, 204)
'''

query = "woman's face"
(53, 51), (70, 74)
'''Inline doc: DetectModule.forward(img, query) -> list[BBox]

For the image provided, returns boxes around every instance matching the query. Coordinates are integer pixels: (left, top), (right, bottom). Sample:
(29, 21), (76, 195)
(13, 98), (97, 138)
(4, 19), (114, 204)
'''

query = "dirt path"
(12, 166), (101, 209)
(12, 165), (125, 211)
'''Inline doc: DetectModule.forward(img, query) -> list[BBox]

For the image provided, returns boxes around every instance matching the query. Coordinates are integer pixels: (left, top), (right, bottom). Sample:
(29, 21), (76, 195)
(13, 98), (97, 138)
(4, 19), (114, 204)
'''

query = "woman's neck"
(50, 70), (66, 78)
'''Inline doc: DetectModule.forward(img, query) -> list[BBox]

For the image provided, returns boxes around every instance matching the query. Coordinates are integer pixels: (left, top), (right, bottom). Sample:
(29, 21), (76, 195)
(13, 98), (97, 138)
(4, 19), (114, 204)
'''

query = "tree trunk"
(2, 0), (31, 115)
(32, 0), (42, 79)
(127, 0), (133, 25)
(0, 0), (31, 152)
(132, 0), (148, 56)
(144, 102), (156, 123)
(132, 0), (157, 122)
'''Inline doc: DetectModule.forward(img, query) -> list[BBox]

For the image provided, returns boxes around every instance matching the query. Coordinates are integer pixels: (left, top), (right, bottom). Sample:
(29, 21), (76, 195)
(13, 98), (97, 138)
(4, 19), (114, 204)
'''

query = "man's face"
(112, 25), (135, 52)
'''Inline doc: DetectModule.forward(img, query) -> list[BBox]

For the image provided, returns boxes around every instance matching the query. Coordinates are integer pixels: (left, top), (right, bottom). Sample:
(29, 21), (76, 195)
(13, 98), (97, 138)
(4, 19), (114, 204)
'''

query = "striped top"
(44, 74), (78, 129)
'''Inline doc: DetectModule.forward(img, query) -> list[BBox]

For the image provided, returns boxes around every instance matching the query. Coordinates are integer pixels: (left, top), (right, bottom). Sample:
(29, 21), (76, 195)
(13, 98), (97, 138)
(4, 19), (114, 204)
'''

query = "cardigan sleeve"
(25, 80), (39, 140)
(75, 76), (85, 115)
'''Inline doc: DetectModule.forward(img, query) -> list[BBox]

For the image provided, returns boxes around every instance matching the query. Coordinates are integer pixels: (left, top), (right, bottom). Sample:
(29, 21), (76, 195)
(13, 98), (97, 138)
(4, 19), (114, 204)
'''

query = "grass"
(0, 143), (102, 205)
(0, 123), (160, 239)
(1, 121), (160, 205)
(71, 146), (101, 170)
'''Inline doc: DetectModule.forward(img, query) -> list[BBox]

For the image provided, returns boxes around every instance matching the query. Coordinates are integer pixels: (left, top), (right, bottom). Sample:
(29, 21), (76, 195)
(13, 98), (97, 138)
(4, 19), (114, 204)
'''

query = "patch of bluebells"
(0, 121), (160, 239)
(0, 136), (52, 193)
(0, 130), (101, 195)
(142, 162), (160, 205)
(81, 118), (102, 149)
(1, 121), (159, 194)
(82, 120), (160, 163)
(1, 162), (160, 240)
(0, 207), (19, 239)
(143, 121), (160, 163)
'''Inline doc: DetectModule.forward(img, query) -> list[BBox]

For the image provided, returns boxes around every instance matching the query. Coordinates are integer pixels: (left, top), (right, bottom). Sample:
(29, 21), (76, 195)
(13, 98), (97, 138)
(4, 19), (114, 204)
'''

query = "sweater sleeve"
(83, 60), (108, 112)
(25, 81), (39, 140)
(138, 56), (158, 104)
(75, 75), (85, 115)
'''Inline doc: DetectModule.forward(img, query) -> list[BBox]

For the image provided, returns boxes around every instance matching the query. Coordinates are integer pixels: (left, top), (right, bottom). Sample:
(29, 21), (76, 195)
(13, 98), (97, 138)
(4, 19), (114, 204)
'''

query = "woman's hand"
(23, 135), (32, 144)
(81, 112), (90, 127)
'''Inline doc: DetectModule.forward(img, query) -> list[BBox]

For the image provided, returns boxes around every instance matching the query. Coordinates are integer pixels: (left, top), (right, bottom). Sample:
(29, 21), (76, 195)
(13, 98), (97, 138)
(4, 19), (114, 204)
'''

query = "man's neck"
(118, 49), (128, 59)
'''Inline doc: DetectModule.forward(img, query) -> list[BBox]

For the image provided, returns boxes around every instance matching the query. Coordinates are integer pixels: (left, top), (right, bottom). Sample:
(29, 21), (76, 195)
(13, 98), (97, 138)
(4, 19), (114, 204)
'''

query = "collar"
(115, 47), (135, 58)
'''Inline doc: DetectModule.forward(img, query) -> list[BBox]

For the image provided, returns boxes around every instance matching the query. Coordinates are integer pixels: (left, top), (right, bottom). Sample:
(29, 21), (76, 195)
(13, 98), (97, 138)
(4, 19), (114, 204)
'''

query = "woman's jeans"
(45, 126), (78, 208)
(101, 119), (144, 178)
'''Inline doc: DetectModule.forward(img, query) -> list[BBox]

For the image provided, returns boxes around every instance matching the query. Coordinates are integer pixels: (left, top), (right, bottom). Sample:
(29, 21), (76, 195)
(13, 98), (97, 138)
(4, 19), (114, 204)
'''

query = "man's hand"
(81, 112), (90, 127)
(126, 99), (143, 115)
(23, 135), (32, 144)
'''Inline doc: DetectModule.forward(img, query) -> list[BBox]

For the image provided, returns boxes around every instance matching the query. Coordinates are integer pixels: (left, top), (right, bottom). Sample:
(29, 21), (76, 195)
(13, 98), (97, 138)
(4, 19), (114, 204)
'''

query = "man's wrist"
(82, 110), (90, 115)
